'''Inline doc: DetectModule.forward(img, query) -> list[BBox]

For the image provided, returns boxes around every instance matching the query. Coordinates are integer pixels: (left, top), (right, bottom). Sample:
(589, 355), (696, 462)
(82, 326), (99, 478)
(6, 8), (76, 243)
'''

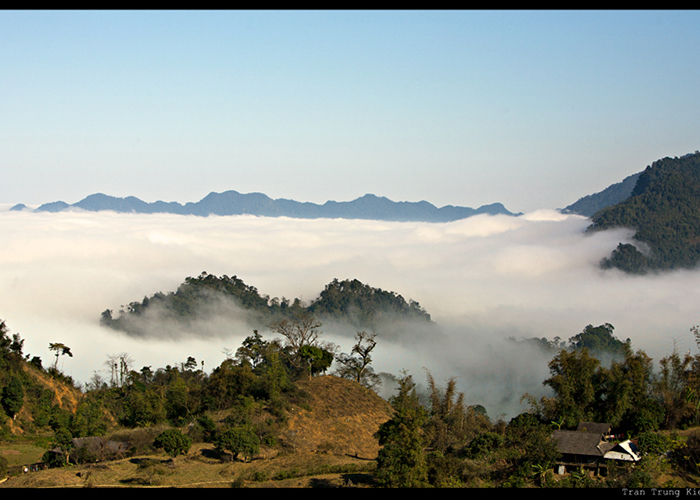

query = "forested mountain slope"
(588, 152), (700, 273)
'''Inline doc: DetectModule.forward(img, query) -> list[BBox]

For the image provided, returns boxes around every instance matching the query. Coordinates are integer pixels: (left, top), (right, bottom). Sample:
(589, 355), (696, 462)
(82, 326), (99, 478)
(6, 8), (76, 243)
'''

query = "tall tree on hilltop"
(269, 313), (322, 351)
(298, 344), (334, 380)
(235, 330), (269, 370)
(48, 343), (72, 371)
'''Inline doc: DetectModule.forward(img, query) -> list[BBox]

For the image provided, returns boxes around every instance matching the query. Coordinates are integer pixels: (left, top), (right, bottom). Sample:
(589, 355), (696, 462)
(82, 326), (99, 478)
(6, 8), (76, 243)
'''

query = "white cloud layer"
(1, 208), (698, 418)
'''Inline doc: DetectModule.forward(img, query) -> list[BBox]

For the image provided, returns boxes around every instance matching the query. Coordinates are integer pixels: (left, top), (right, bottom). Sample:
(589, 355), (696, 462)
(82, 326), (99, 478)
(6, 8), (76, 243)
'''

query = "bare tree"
(104, 352), (134, 388)
(269, 314), (326, 376)
(104, 354), (119, 387)
(87, 371), (106, 391)
(221, 347), (235, 360)
(269, 313), (323, 351)
(335, 331), (381, 390)
(118, 353), (134, 387)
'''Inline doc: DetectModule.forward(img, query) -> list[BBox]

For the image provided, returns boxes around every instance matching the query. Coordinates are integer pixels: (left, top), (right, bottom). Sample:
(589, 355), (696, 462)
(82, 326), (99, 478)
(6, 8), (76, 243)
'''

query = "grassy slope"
(0, 375), (390, 488)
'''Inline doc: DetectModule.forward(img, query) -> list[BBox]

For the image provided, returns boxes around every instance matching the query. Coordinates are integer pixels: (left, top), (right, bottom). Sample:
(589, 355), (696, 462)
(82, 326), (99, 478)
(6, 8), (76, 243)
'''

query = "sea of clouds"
(1, 206), (699, 419)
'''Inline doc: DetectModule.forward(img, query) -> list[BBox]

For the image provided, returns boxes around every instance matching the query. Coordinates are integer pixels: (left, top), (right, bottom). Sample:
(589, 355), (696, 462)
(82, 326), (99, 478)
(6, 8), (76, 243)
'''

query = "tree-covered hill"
(307, 278), (430, 325)
(587, 151), (700, 273)
(100, 273), (432, 337)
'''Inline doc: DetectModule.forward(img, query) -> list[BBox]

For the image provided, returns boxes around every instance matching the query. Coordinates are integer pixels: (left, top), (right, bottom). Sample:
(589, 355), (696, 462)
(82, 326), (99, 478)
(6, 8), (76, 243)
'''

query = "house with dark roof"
(46, 436), (130, 465)
(552, 422), (640, 475)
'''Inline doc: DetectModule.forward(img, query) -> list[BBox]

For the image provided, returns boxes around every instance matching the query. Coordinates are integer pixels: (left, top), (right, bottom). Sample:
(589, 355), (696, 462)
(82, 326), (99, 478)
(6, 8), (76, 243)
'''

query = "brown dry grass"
(0, 441), (377, 488)
(283, 376), (394, 459)
(23, 363), (82, 414)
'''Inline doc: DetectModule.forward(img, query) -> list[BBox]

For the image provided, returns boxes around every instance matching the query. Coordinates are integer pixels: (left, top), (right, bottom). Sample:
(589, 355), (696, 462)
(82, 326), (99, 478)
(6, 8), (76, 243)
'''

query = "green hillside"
(8, 313), (700, 487)
(588, 152), (700, 273)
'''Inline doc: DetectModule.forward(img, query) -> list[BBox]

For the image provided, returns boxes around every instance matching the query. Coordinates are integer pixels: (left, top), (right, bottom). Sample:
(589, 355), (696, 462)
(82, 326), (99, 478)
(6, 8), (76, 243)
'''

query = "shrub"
(153, 428), (191, 457)
(73, 444), (99, 465)
(251, 470), (269, 482)
(464, 432), (504, 458)
(41, 449), (66, 468)
(636, 431), (670, 456)
(137, 458), (164, 486)
(109, 426), (167, 456)
(605, 459), (657, 489)
(223, 396), (255, 427)
(673, 431), (700, 475)
(215, 427), (260, 462)
(426, 451), (467, 487)
(189, 415), (216, 443)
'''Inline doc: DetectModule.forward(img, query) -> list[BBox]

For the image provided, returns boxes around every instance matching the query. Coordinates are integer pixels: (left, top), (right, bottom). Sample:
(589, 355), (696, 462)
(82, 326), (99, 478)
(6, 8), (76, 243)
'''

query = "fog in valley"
(2, 206), (699, 419)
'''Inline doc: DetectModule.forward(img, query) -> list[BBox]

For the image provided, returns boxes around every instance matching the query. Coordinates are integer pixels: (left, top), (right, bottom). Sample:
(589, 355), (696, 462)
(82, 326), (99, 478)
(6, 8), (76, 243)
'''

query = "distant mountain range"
(10, 191), (519, 222)
(13, 151), (700, 275)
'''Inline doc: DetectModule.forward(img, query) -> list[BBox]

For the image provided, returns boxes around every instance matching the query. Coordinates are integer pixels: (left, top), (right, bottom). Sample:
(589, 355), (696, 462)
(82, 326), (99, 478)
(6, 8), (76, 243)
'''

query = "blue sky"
(2, 10), (699, 213)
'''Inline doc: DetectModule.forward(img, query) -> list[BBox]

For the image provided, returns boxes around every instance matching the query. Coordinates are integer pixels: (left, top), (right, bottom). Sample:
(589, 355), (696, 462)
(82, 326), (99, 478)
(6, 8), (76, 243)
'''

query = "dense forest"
(6, 309), (700, 487)
(588, 151), (700, 273)
(99, 273), (432, 337)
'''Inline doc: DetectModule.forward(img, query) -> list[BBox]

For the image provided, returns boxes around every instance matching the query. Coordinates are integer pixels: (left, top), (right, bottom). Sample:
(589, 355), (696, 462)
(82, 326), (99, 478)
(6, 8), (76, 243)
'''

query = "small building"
(552, 422), (640, 475)
(71, 436), (130, 461)
(45, 436), (131, 466)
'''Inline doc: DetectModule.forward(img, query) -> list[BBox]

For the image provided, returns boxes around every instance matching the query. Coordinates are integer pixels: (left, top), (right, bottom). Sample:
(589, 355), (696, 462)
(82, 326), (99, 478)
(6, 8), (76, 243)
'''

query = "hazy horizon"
(2, 11), (700, 213)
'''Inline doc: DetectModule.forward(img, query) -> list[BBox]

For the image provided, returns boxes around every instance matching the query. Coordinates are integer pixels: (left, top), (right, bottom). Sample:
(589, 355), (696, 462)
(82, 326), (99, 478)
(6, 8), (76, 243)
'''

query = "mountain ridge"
(13, 191), (519, 222)
(561, 172), (642, 217)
